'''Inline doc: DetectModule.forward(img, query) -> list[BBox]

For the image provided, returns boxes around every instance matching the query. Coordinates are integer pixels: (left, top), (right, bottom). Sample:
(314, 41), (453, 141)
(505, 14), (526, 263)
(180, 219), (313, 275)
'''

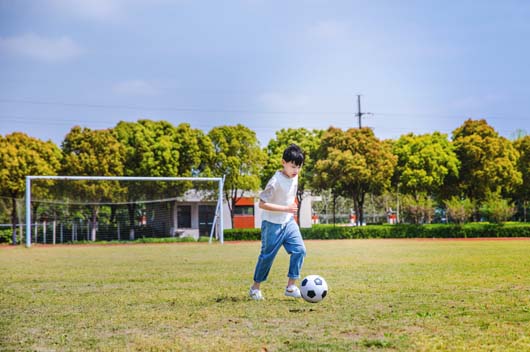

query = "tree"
(452, 119), (522, 205)
(61, 126), (125, 241)
(514, 135), (530, 221)
(392, 132), (460, 200)
(262, 128), (322, 224)
(0, 133), (62, 244)
(391, 132), (460, 224)
(401, 194), (435, 224)
(313, 127), (397, 226)
(444, 197), (475, 224)
(479, 193), (516, 223)
(114, 120), (214, 239)
(174, 122), (214, 177)
(312, 129), (348, 225)
(114, 120), (178, 239)
(208, 125), (266, 227)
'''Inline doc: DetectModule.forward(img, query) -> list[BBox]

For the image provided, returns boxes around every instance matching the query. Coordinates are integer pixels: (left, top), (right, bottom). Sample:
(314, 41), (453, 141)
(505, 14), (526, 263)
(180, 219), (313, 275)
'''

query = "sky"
(1, 0), (529, 147)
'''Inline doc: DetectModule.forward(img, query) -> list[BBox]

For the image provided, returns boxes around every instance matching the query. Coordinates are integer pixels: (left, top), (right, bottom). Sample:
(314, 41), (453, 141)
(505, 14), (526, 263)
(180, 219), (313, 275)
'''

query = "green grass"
(1, 239), (530, 351)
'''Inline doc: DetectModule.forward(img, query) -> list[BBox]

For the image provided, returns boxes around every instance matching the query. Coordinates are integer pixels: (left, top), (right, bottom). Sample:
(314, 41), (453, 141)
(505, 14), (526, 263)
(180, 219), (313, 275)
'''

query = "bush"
(223, 223), (530, 241)
(480, 194), (517, 223)
(0, 227), (12, 244)
(223, 228), (261, 241)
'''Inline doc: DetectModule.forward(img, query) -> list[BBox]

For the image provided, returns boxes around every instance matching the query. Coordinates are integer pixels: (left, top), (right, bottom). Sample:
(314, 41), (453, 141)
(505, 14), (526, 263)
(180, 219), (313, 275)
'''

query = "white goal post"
(25, 176), (224, 247)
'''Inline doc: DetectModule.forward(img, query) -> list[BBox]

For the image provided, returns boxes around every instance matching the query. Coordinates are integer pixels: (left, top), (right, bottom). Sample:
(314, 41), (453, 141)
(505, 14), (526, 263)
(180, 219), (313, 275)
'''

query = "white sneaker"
(249, 287), (264, 300)
(284, 285), (301, 298)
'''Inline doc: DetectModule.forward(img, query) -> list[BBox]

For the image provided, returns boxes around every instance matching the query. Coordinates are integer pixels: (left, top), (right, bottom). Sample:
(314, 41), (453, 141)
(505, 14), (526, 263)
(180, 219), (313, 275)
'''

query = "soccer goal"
(24, 176), (224, 247)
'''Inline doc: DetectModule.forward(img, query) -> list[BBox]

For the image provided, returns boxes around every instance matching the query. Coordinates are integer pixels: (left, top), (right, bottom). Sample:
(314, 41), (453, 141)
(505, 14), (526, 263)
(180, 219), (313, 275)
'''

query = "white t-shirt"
(259, 170), (298, 224)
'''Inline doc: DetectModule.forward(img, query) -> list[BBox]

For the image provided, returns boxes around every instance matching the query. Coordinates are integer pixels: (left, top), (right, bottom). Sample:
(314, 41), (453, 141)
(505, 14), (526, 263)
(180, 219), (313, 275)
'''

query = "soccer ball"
(300, 275), (328, 303)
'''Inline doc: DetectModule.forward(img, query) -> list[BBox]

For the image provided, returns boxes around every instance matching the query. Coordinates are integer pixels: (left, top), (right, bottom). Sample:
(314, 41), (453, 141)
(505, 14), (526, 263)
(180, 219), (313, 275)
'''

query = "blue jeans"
(253, 219), (306, 283)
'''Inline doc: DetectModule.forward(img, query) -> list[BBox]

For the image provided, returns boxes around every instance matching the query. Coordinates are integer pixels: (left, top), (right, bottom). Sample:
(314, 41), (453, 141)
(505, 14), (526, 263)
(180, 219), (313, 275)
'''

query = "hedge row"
(223, 223), (530, 241)
(3, 223), (529, 245)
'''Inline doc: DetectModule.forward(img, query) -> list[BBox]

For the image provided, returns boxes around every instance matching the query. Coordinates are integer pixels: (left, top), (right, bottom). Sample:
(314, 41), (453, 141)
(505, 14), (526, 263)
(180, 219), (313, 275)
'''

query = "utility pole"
(355, 94), (372, 128)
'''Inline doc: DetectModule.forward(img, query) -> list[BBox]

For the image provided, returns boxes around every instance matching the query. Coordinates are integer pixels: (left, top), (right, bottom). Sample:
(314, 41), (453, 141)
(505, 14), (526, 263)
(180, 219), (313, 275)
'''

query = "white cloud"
(113, 80), (158, 96)
(0, 33), (83, 62)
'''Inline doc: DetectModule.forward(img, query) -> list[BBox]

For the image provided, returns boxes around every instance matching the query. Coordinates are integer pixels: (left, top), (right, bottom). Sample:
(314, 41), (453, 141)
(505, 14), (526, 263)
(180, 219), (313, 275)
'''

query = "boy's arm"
(259, 200), (298, 214)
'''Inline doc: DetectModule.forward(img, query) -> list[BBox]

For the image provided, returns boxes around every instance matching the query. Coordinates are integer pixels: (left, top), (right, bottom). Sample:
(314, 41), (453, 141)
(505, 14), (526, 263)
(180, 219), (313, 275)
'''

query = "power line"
(1, 97), (528, 121)
(0, 98), (353, 116)
(374, 112), (529, 122)
(0, 116), (524, 139)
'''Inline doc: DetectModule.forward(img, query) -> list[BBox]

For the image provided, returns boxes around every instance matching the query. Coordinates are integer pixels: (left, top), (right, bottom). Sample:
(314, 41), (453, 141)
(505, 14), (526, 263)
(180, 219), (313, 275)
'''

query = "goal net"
(24, 176), (224, 247)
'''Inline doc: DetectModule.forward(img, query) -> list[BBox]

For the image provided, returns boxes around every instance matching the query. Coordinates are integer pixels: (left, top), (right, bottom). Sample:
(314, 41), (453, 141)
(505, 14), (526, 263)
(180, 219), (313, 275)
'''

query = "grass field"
(1, 239), (530, 351)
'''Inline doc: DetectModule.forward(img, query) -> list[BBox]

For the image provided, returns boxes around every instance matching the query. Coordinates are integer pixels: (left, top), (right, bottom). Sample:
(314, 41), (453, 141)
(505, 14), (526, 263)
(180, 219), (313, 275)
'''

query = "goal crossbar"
(25, 176), (224, 247)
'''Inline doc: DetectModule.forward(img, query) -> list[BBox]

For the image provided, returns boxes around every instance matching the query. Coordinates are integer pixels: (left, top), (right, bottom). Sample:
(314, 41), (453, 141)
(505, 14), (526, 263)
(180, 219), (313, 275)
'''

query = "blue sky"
(1, 0), (529, 146)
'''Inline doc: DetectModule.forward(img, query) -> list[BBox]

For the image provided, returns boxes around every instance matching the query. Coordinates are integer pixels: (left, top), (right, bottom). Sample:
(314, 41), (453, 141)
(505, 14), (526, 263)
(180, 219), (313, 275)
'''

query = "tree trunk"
(229, 195), (236, 229)
(110, 205), (117, 223)
(361, 193), (365, 226)
(32, 202), (42, 242)
(355, 192), (365, 226)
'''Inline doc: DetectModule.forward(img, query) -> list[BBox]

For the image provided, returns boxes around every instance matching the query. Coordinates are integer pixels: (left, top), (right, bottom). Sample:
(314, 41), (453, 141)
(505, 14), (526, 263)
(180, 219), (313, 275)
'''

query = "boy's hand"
(286, 203), (298, 214)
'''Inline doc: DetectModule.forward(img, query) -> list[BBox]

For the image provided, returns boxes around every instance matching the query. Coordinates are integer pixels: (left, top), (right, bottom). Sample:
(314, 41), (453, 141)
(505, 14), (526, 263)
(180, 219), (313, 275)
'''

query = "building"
(147, 191), (314, 240)
(227, 194), (314, 229)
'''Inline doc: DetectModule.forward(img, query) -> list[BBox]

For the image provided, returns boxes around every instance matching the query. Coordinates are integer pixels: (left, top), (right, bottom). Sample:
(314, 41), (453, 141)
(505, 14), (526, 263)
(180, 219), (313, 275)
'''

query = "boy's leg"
(283, 219), (306, 282)
(252, 221), (286, 284)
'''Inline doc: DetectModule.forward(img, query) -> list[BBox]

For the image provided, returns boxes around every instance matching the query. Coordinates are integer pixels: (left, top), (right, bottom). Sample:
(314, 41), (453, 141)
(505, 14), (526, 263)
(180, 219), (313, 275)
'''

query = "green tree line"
(1, 118), (529, 244)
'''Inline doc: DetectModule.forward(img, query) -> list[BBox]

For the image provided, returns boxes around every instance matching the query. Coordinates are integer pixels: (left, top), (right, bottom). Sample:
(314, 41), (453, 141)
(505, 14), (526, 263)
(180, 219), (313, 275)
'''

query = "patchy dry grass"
(1, 239), (530, 351)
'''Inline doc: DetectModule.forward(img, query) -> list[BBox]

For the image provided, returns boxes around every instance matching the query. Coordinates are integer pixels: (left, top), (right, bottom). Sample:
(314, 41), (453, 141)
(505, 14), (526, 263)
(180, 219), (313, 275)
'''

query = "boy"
(249, 144), (306, 300)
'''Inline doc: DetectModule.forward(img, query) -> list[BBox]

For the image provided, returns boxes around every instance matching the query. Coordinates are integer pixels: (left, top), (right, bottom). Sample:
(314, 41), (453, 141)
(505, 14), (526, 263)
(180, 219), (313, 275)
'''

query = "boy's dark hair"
(282, 144), (305, 166)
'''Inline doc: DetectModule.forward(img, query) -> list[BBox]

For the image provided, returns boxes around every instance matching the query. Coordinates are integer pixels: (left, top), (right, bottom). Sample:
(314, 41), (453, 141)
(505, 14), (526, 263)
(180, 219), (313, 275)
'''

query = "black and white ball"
(300, 275), (328, 303)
